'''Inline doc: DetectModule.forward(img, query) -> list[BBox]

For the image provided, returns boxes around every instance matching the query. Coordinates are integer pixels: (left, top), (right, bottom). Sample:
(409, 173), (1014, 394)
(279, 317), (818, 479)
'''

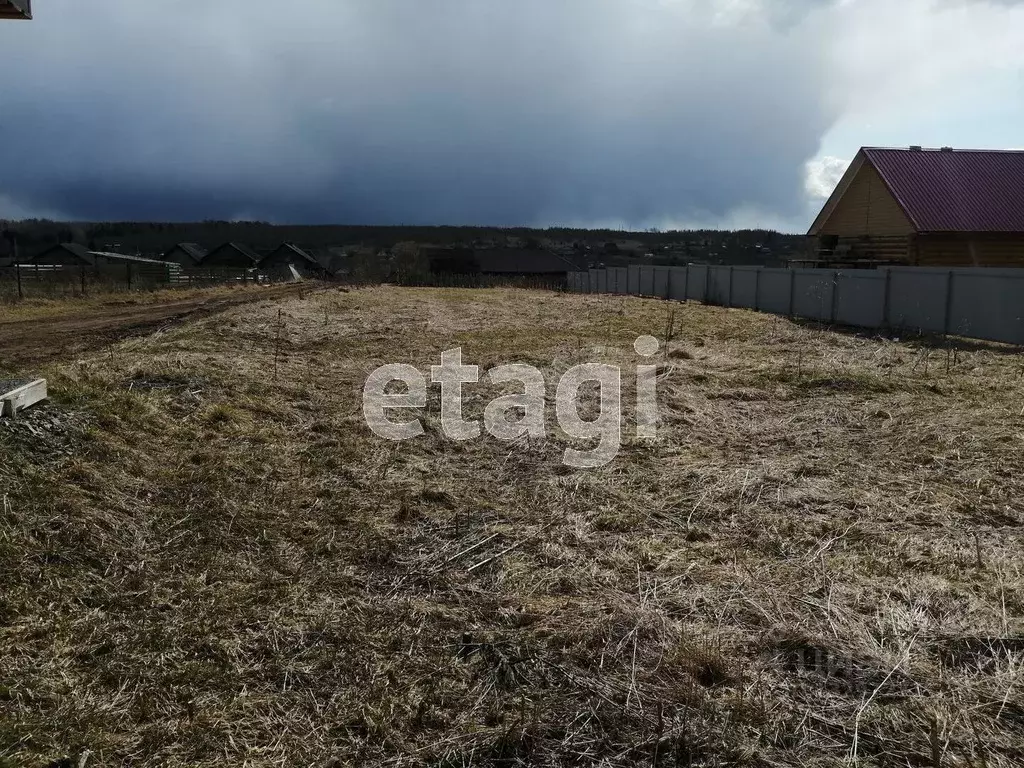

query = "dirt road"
(0, 283), (315, 372)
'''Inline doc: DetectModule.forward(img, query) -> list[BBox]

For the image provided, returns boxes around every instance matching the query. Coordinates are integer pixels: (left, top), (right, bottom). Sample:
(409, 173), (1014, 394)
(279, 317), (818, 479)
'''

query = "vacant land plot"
(1, 286), (1021, 766)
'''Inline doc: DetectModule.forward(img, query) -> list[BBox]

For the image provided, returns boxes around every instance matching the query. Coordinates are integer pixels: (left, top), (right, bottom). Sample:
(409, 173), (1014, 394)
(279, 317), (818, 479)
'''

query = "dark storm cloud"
(0, 0), (840, 226)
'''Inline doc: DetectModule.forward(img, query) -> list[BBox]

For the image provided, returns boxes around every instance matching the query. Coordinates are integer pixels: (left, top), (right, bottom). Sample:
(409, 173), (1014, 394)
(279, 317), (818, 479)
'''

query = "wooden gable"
(809, 152), (915, 238)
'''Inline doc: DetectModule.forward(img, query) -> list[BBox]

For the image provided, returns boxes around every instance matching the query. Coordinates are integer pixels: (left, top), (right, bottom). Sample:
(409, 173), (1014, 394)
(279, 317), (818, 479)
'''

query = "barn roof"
(812, 147), (1024, 235)
(165, 242), (208, 262)
(263, 243), (322, 268)
(31, 243), (95, 265)
(206, 242), (262, 264)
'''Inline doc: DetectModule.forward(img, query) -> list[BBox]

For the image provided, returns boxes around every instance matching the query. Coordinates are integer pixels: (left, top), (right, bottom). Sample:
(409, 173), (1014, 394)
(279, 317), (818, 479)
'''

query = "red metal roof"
(863, 147), (1024, 234)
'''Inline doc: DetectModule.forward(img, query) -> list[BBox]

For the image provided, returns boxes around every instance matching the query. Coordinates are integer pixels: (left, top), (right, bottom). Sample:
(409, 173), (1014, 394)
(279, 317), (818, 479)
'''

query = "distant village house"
(161, 243), (208, 267)
(259, 243), (328, 279)
(202, 242), (262, 268)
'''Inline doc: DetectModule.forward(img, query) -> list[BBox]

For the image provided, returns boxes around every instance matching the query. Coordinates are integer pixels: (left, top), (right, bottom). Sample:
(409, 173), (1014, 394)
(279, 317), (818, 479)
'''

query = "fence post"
(753, 268), (761, 311)
(126, 262), (132, 290)
(13, 237), (22, 300)
(882, 268), (892, 330)
(666, 267), (672, 300)
(831, 270), (839, 324)
(683, 265), (689, 302)
(704, 266), (711, 304)
(80, 264), (86, 295)
(727, 266), (734, 308)
(788, 268), (796, 318)
(943, 270), (955, 336)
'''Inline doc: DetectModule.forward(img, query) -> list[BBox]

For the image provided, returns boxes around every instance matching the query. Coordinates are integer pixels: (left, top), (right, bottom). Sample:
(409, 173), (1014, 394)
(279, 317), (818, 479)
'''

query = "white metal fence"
(567, 265), (1024, 345)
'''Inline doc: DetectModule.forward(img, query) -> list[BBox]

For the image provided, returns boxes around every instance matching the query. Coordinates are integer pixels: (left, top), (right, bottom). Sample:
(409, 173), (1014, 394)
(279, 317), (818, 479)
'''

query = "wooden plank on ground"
(0, 378), (47, 418)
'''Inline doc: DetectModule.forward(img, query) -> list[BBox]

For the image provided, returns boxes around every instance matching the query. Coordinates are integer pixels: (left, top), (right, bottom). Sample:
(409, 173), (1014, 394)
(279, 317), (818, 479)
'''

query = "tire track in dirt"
(0, 283), (319, 372)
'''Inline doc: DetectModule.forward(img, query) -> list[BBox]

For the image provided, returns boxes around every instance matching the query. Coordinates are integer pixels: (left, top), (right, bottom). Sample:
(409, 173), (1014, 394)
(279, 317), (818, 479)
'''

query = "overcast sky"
(1, 0), (1022, 231)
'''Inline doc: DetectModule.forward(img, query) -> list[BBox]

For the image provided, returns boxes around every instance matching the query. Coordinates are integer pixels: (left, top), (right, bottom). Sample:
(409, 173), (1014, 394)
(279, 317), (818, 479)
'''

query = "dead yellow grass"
(1, 286), (1022, 766)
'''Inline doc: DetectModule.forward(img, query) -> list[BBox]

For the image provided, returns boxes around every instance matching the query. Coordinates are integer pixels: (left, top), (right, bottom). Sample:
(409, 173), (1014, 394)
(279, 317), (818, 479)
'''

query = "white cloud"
(804, 156), (849, 200)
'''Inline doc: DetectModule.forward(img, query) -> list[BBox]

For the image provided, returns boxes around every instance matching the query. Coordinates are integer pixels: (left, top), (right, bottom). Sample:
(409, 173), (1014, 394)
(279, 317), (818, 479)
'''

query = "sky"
(0, 0), (1022, 232)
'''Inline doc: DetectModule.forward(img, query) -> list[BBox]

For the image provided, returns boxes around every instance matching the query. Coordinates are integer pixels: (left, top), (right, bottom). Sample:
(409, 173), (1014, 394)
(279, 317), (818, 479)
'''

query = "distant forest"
(0, 219), (811, 267)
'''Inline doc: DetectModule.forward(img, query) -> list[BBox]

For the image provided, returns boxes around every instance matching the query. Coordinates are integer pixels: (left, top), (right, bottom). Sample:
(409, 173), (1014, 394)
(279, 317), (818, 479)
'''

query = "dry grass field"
(1, 286), (1022, 767)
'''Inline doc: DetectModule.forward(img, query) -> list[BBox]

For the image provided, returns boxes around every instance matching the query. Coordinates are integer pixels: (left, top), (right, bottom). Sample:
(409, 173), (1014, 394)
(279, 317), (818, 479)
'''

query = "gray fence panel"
(792, 270), (836, 322)
(668, 267), (688, 300)
(948, 269), (1024, 344)
(627, 265), (641, 295)
(706, 267), (729, 305)
(834, 271), (885, 328)
(686, 265), (708, 301)
(757, 269), (791, 314)
(612, 267), (629, 295)
(889, 268), (947, 334)
(653, 267), (670, 298)
(731, 267), (758, 309)
(639, 266), (656, 296)
(576, 264), (1024, 346)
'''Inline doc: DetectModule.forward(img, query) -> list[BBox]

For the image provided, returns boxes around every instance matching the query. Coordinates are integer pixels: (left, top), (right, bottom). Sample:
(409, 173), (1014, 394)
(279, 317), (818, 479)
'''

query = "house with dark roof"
(809, 147), (1024, 267)
(0, 1), (31, 20)
(29, 243), (94, 266)
(162, 242), (208, 267)
(259, 243), (328, 279)
(203, 242), (262, 268)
